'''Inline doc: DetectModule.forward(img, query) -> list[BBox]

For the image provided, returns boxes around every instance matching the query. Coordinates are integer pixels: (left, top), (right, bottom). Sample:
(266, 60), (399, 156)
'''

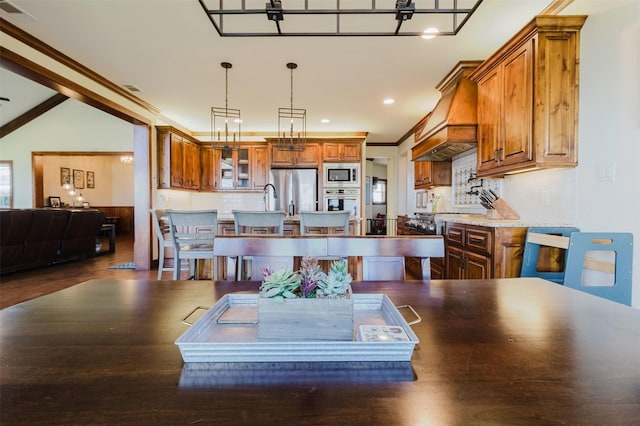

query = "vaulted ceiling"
(0, 0), (605, 144)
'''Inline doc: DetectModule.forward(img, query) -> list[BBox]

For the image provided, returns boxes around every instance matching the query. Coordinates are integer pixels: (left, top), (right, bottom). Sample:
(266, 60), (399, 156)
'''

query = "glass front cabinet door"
(219, 147), (250, 190)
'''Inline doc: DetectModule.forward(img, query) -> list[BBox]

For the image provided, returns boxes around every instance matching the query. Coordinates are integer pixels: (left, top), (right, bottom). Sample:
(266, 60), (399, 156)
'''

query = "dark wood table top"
(2, 278), (639, 424)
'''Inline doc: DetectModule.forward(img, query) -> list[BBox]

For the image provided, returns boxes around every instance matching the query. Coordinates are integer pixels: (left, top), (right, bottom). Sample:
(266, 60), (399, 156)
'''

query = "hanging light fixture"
(277, 62), (306, 152)
(211, 62), (241, 150)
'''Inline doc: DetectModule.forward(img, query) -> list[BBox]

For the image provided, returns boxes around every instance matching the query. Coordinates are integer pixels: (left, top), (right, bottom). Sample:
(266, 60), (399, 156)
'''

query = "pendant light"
(211, 62), (241, 150)
(277, 62), (306, 152)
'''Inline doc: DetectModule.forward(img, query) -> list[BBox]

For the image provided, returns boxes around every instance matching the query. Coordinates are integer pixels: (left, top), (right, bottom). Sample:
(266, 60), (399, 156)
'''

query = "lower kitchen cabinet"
(444, 222), (527, 279)
(430, 257), (445, 280)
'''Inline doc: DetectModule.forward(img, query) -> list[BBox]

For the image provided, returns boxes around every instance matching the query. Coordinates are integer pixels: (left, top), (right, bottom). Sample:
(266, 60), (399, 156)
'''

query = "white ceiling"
(0, 0), (603, 143)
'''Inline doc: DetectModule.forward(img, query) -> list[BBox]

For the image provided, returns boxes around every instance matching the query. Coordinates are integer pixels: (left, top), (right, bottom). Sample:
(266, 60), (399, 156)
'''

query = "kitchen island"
(2, 278), (639, 424)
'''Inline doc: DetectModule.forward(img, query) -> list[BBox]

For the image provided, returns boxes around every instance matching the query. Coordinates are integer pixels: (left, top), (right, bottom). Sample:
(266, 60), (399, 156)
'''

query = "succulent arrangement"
(260, 257), (352, 301)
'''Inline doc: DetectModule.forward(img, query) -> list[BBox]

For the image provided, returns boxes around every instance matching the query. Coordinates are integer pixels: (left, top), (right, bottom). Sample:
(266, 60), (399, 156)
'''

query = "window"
(0, 161), (13, 208)
(372, 177), (386, 205)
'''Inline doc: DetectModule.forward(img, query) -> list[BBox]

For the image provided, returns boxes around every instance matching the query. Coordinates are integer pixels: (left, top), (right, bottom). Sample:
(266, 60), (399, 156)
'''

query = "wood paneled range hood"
(412, 61), (483, 162)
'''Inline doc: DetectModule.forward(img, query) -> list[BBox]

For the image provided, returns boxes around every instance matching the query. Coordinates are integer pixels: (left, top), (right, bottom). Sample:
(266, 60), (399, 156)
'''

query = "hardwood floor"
(0, 235), (165, 309)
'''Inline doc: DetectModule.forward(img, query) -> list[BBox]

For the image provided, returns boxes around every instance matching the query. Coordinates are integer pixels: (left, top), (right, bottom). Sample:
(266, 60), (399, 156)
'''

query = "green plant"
(259, 267), (302, 301)
(260, 258), (352, 300)
(316, 260), (352, 298)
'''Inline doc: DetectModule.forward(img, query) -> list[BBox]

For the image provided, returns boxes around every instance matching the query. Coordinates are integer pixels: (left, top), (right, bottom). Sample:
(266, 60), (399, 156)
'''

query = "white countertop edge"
(435, 214), (575, 228)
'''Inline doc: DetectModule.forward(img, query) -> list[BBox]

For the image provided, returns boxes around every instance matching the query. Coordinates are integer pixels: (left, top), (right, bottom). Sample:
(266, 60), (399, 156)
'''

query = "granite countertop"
(435, 213), (575, 228)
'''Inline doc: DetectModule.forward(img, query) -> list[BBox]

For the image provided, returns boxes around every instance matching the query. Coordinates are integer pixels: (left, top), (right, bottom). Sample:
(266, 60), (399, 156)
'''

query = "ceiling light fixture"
(321, 118), (330, 124)
(211, 62), (241, 150)
(277, 62), (306, 152)
(198, 0), (483, 37)
(384, 98), (395, 105)
(421, 27), (440, 40)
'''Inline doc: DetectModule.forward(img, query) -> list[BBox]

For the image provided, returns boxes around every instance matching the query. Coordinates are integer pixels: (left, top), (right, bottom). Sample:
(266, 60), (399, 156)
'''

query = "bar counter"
(2, 278), (639, 424)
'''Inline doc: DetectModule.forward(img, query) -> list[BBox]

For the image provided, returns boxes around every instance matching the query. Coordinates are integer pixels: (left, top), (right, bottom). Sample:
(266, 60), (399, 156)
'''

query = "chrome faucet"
(263, 183), (277, 211)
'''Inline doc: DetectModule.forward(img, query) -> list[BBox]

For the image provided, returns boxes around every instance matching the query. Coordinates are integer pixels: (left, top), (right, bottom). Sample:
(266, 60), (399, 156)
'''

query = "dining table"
(1, 277), (639, 424)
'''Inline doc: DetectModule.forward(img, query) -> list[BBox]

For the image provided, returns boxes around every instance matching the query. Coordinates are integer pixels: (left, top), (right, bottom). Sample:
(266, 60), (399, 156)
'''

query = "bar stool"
(299, 210), (351, 264)
(150, 209), (176, 279)
(232, 210), (285, 280)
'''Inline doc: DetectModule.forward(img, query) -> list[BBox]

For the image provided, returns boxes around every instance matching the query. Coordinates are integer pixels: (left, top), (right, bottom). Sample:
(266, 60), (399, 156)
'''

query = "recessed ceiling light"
(421, 27), (439, 40)
(383, 98), (395, 105)
(321, 118), (330, 123)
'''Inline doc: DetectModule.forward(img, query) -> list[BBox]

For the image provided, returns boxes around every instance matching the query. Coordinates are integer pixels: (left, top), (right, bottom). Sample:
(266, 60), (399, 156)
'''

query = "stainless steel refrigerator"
(268, 169), (318, 215)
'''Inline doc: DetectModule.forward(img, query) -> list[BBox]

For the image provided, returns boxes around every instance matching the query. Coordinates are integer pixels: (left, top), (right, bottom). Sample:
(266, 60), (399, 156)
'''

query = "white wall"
(42, 155), (134, 207)
(1, 99), (135, 208)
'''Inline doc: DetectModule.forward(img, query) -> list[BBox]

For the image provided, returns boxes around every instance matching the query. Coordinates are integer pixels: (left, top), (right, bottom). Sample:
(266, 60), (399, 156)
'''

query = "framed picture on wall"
(60, 167), (71, 186)
(49, 196), (61, 208)
(73, 169), (84, 189)
(86, 171), (95, 188)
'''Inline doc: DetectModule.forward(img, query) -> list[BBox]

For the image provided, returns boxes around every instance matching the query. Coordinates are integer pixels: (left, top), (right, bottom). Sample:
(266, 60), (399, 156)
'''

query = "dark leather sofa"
(0, 208), (105, 275)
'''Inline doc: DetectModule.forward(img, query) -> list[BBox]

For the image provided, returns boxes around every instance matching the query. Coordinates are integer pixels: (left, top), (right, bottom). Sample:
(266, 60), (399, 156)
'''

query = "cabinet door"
(465, 251), (492, 279)
(169, 133), (184, 187)
(341, 143), (361, 162)
(251, 146), (268, 190)
(430, 258), (445, 280)
(236, 148), (250, 189)
(183, 141), (201, 189)
(219, 147), (235, 189)
(200, 146), (219, 191)
(323, 143), (342, 161)
(296, 143), (319, 167)
(500, 41), (533, 167)
(445, 245), (465, 279)
(414, 161), (424, 188)
(270, 144), (295, 167)
(477, 69), (501, 172)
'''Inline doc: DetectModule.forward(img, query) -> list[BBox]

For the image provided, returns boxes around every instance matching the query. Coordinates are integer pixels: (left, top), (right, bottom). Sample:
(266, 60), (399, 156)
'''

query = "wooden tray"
(175, 293), (419, 363)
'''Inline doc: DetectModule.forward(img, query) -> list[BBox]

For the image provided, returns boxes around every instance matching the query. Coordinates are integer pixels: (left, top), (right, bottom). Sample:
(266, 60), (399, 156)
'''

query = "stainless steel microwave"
(323, 163), (360, 187)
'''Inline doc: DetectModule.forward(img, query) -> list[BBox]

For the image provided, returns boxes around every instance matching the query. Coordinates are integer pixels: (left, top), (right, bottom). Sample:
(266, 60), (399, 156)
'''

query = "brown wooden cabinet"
(470, 16), (586, 177)
(200, 145), (220, 191)
(444, 222), (527, 279)
(269, 143), (319, 168)
(414, 160), (452, 189)
(182, 140), (201, 189)
(217, 145), (268, 191)
(251, 145), (268, 190)
(323, 142), (361, 162)
(157, 126), (201, 190)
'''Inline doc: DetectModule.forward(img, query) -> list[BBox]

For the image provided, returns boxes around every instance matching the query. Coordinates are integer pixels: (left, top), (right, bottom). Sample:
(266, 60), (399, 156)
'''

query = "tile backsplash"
(451, 151), (502, 207)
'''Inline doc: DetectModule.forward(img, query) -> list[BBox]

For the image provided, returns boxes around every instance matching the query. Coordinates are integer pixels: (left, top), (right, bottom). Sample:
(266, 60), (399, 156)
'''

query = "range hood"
(412, 61), (482, 162)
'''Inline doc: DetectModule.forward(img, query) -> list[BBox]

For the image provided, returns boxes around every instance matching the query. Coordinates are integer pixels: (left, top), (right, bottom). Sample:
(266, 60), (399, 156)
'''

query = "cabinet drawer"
(465, 227), (492, 255)
(446, 224), (465, 246)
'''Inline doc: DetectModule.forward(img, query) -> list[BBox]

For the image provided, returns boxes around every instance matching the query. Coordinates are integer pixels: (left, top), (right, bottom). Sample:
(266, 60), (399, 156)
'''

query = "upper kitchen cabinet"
(323, 141), (362, 162)
(200, 145), (220, 191)
(219, 146), (249, 190)
(157, 126), (201, 190)
(251, 145), (269, 190)
(218, 145), (268, 191)
(414, 160), (452, 189)
(268, 142), (319, 168)
(469, 15), (587, 177)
